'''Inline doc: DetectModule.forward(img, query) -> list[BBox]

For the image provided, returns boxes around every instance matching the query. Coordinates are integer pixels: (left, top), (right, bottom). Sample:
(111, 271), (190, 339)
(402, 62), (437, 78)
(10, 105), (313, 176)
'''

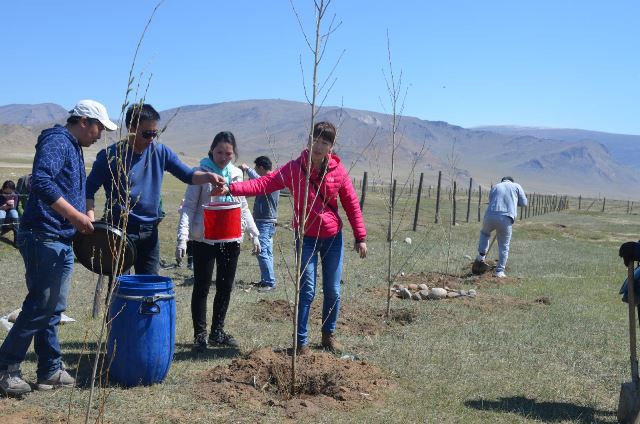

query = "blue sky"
(0, 1), (638, 134)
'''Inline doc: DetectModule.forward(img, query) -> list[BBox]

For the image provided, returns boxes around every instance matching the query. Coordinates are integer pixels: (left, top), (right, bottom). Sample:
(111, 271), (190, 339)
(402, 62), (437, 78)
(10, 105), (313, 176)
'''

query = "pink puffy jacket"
(230, 150), (366, 242)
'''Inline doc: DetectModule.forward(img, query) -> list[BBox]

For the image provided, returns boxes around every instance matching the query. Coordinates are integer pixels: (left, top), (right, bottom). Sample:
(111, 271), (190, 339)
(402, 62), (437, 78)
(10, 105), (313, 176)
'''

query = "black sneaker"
(208, 330), (239, 348)
(194, 333), (208, 349)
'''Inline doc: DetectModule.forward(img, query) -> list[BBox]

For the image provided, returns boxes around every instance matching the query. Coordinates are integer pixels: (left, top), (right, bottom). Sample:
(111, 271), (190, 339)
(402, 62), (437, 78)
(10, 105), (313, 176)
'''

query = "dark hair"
(313, 121), (336, 145)
(501, 176), (514, 183)
(66, 116), (102, 128)
(254, 156), (272, 170)
(125, 103), (160, 129)
(66, 116), (81, 125)
(208, 131), (238, 161)
(2, 180), (16, 191)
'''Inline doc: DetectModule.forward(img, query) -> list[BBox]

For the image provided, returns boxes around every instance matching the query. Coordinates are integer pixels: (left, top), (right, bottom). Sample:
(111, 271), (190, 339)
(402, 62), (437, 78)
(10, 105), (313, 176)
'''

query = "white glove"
(252, 236), (261, 255)
(175, 241), (187, 264)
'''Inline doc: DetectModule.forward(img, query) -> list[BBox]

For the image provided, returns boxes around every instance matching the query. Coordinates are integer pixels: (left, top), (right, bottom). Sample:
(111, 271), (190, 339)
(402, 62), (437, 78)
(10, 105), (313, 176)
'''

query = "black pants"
(106, 222), (160, 301)
(191, 241), (240, 337)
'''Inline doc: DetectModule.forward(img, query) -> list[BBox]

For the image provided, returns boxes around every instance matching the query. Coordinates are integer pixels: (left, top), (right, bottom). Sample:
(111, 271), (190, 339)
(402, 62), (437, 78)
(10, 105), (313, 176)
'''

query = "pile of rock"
(391, 283), (477, 301)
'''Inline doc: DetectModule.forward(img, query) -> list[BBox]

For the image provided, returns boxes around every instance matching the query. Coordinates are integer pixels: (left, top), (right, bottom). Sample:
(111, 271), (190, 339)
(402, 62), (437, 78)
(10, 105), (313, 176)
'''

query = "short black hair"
(125, 103), (160, 129)
(254, 156), (272, 170)
(313, 121), (336, 144)
(66, 115), (82, 125)
(501, 176), (514, 183)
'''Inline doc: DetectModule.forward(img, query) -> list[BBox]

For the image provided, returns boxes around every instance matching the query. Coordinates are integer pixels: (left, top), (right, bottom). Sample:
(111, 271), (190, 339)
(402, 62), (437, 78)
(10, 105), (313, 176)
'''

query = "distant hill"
(473, 125), (640, 169)
(0, 100), (637, 198)
(0, 103), (68, 126)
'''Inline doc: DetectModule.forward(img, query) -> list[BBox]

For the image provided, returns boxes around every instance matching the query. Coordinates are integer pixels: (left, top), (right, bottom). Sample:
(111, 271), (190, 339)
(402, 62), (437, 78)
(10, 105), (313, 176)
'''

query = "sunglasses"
(141, 130), (158, 139)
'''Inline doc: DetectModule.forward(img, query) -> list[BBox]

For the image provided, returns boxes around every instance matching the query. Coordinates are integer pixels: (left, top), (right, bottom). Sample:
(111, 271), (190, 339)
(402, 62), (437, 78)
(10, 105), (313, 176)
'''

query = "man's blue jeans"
(0, 231), (74, 379)
(297, 232), (344, 347)
(256, 221), (276, 286)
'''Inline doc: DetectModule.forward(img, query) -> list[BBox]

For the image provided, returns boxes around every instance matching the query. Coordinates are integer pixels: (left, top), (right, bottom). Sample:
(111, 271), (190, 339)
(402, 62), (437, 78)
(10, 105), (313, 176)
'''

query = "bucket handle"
(114, 293), (174, 315)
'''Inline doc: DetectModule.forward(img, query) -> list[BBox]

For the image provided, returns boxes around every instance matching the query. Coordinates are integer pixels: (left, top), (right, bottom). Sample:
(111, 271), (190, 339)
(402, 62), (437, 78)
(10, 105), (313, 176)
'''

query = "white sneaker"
(37, 363), (75, 390)
(495, 271), (506, 278)
(476, 254), (486, 262)
(0, 364), (31, 396)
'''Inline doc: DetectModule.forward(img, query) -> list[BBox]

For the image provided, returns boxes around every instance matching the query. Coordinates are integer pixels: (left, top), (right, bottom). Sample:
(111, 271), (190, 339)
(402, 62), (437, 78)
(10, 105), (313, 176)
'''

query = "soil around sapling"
(196, 348), (393, 420)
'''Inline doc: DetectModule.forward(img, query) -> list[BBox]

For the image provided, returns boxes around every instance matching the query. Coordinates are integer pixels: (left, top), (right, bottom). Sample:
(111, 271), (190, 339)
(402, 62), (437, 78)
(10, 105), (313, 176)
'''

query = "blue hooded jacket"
(20, 125), (86, 240)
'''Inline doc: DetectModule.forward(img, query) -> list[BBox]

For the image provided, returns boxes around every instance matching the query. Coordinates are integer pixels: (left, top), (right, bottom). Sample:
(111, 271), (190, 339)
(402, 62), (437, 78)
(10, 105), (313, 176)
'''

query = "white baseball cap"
(68, 99), (118, 131)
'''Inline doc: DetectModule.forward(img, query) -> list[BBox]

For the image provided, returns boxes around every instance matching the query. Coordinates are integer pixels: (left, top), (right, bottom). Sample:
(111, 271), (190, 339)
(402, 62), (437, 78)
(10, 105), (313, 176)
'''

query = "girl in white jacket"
(176, 131), (259, 349)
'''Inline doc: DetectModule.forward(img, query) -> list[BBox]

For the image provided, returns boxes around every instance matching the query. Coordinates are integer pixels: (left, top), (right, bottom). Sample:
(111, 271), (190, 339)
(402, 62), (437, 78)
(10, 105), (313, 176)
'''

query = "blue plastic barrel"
(107, 275), (176, 387)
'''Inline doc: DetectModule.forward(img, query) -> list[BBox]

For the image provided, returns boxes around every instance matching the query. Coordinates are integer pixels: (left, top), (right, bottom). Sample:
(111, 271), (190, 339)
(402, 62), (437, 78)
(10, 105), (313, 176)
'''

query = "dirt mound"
(251, 299), (415, 336)
(397, 270), (517, 290)
(197, 348), (393, 419)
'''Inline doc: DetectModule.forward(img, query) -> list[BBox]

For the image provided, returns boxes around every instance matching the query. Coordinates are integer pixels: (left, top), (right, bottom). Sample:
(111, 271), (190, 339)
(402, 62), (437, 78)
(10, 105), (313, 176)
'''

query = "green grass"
(0, 170), (636, 423)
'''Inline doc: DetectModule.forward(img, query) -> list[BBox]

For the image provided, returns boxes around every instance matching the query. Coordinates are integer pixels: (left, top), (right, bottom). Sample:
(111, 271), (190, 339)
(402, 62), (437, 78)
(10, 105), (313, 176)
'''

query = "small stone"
(463, 254), (472, 260)
(400, 272), (405, 277)
(404, 237), (412, 245)
(418, 283), (428, 291)
(418, 289), (430, 300)
(397, 284), (406, 291)
(429, 287), (447, 300)
(458, 289), (468, 296)
(468, 289), (477, 297)
(408, 283), (418, 291)
(399, 288), (412, 299)
(447, 291), (460, 298)
(411, 292), (421, 300)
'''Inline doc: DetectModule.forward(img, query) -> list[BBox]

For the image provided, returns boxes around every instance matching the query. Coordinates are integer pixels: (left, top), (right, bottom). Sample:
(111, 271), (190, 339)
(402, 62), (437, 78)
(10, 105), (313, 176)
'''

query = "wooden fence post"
(391, 179), (397, 210)
(578, 195), (581, 210)
(413, 173), (424, 231)
(466, 177), (473, 223)
(452, 180), (457, 226)
(359, 171), (368, 210)
(435, 171), (442, 224)
(602, 198), (606, 212)
(477, 185), (482, 222)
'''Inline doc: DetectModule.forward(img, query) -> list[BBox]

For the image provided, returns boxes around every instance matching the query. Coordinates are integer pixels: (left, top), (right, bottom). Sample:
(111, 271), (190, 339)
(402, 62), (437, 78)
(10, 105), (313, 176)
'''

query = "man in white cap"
(0, 99), (116, 397)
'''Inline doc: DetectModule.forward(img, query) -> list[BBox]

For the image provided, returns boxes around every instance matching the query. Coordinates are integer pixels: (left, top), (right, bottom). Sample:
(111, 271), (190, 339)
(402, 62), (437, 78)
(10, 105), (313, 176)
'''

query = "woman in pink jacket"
(216, 121), (367, 354)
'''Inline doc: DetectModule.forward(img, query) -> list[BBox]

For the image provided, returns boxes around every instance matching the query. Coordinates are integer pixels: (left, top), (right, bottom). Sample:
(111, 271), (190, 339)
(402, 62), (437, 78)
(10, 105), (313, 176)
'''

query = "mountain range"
(0, 100), (637, 199)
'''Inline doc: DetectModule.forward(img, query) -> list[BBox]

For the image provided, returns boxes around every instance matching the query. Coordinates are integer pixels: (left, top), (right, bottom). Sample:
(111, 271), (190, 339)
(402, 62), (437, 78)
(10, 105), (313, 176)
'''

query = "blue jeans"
(0, 209), (19, 220)
(256, 221), (276, 286)
(0, 231), (74, 379)
(297, 232), (344, 346)
(0, 209), (19, 233)
(478, 214), (513, 273)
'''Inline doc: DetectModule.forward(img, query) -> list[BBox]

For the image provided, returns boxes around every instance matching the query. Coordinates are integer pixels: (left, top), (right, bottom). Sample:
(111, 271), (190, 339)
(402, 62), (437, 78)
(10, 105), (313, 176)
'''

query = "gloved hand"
(175, 241), (187, 265)
(252, 236), (261, 255)
(619, 241), (640, 267)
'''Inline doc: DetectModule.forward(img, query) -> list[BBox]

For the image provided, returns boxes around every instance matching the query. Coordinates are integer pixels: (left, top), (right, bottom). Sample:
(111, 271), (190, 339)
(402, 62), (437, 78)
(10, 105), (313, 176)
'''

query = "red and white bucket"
(203, 201), (242, 243)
